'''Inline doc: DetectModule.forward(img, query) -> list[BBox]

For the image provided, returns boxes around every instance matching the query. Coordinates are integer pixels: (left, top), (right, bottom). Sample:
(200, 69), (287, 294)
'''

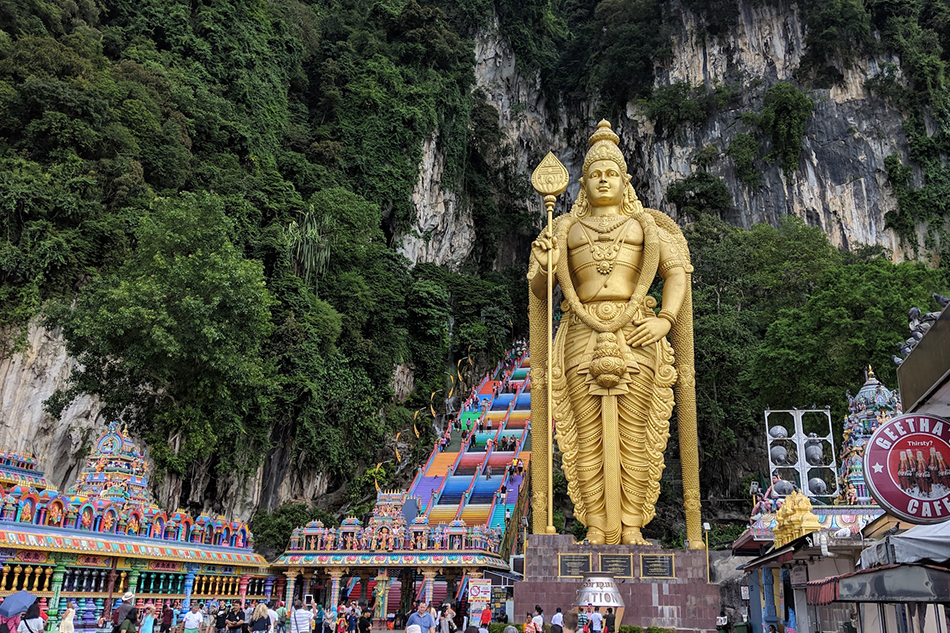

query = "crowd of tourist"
(81, 594), (380, 633)
(400, 600), (616, 633)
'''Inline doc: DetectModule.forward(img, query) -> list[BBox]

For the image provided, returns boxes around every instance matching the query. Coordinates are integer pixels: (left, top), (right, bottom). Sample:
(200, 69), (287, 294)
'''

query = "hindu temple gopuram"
(0, 422), (275, 628)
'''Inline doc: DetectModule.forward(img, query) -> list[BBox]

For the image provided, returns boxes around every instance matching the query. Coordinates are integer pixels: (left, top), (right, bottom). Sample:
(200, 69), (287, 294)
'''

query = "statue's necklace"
(580, 216), (629, 234)
(580, 219), (628, 275)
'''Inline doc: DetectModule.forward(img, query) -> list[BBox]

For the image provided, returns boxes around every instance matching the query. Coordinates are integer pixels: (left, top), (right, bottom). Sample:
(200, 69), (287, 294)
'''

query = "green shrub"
(759, 82), (814, 176)
(641, 82), (709, 136)
(726, 133), (763, 188)
(665, 172), (732, 219)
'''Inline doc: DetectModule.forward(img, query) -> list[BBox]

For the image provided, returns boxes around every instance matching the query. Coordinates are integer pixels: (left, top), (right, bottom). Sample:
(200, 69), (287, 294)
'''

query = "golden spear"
(531, 152), (569, 535)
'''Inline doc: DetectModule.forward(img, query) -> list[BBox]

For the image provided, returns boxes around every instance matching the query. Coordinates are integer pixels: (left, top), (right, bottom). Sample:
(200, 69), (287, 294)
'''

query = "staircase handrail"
(500, 460), (531, 561)
(485, 467), (512, 528)
(425, 466), (455, 517)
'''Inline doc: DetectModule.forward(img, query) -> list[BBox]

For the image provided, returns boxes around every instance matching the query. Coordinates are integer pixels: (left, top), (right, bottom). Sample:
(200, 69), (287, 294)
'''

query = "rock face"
(646, 0), (909, 258)
(396, 133), (477, 268)
(469, 0), (914, 266)
(0, 324), (103, 492)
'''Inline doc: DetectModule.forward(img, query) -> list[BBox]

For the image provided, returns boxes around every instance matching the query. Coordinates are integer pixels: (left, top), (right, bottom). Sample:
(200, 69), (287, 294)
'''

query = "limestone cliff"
(0, 324), (103, 492)
(468, 0), (915, 268)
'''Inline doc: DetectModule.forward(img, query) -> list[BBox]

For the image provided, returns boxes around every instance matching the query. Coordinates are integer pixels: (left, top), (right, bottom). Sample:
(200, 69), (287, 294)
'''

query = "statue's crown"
(583, 120), (627, 177)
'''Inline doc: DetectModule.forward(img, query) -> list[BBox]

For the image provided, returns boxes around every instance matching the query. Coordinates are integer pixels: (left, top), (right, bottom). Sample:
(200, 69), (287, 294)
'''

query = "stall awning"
(741, 543), (795, 572)
(860, 518), (950, 568)
(807, 564), (950, 604)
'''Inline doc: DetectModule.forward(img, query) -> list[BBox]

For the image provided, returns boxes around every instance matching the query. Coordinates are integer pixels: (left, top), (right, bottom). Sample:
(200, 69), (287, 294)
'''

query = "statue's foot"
(621, 528), (650, 546)
(586, 528), (606, 545)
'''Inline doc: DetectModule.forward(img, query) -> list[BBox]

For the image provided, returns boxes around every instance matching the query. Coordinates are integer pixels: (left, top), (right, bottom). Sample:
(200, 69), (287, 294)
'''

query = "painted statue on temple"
(528, 121), (701, 546)
(836, 367), (901, 505)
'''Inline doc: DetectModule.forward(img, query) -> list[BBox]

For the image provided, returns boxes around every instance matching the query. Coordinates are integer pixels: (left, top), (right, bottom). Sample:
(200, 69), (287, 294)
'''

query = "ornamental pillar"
(127, 569), (141, 596)
(182, 565), (199, 612)
(420, 568), (438, 607)
(327, 569), (346, 614)
(45, 564), (67, 632)
(273, 577), (285, 603)
(264, 576), (275, 601)
(284, 569), (301, 608)
(302, 572), (314, 603)
(358, 570), (371, 601)
(373, 570), (390, 621)
(239, 574), (251, 607)
(762, 568), (778, 630)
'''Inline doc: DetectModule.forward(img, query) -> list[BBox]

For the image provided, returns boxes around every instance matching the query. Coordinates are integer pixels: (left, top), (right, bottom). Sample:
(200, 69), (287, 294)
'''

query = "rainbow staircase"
(408, 349), (531, 535)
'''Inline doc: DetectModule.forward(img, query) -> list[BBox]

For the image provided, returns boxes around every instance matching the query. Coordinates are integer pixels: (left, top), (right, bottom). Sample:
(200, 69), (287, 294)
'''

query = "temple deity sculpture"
(528, 121), (702, 546)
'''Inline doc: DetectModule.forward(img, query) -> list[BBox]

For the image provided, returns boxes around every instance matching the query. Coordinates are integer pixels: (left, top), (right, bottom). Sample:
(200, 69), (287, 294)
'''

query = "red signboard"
(864, 414), (950, 523)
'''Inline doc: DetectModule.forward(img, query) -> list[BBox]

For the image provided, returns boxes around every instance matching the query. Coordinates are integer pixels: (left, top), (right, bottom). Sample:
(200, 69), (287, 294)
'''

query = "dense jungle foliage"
(2, 0), (950, 544)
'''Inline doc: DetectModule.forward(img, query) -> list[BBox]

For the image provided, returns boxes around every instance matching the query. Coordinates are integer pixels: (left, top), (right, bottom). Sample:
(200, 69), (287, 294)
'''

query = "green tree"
(47, 193), (275, 476)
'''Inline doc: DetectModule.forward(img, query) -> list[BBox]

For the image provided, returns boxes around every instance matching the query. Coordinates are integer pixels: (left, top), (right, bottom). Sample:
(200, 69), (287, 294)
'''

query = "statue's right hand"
(531, 226), (560, 270)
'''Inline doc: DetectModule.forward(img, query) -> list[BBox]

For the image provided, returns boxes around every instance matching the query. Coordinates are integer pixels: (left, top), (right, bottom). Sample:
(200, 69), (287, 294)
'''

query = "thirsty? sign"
(864, 414), (950, 523)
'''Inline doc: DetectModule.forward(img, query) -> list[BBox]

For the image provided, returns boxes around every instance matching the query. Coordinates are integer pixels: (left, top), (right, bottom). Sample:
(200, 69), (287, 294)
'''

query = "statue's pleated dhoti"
(557, 301), (676, 543)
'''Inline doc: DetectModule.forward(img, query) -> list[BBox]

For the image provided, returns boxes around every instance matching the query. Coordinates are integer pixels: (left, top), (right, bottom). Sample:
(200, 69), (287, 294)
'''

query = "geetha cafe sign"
(865, 414), (950, 523)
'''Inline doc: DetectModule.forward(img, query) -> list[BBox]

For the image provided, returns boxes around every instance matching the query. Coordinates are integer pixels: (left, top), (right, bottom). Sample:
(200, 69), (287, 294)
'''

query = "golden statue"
(528, 121), (703, 547)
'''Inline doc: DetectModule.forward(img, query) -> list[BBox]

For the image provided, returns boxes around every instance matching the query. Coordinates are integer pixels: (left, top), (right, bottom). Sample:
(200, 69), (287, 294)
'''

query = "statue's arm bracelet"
(657, 259), (685, 275)
(658, 310), (677, 326)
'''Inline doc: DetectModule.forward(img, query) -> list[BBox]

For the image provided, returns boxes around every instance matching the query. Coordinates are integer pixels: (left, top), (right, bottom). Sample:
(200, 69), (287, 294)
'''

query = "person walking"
(479, 606), (491, 630)
(588, 608), (602, 633)
(406, 602), (435, 633)
(287, 601), (315, 633)
(118, 609), (139, 633)
(603, 609), (614, 633)
(184, 604), (205, 633)
(249, 603), (269, 633)
(59, 601), (77, 633)
(226, 603), (246, 633)
(213, 603), (229, 633)
(562, 613), (578, 633)
(275, 603), (287, 633)
(313, 606), (324, 633)
(531, 607), (543, 633)
(357, 611), (371, 633)
(550, 608), (563, 633)
(267, 603), (279, 633)
(157, 603), (173, 633)
(522, 614), (535, 633)
(18, 602), (45, 633)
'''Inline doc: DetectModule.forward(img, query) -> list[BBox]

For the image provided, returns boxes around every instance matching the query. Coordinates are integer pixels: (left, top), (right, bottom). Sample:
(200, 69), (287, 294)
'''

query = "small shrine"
(735, 370), (893, 554)
(0, 451), (50, 491)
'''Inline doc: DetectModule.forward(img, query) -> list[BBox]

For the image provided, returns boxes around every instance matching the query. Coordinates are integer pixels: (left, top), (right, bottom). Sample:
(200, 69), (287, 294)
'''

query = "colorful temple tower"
(0, 422), (275, 629)
(838, 367), (902, 504)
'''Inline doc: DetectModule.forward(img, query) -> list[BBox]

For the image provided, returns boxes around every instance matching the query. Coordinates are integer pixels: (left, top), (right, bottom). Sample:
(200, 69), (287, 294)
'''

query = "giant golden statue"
(528, 121), (703, 547)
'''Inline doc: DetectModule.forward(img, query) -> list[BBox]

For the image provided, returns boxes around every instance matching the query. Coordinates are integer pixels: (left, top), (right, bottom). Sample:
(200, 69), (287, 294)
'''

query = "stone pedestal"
(514, 535), (719, 633)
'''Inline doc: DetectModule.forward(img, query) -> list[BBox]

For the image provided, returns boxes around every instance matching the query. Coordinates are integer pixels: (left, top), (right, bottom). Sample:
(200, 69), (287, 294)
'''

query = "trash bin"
(732, 623), (751, 633)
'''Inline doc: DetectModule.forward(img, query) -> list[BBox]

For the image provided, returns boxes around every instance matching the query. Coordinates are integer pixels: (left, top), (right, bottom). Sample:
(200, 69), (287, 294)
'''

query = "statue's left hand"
(626, 317), (671, 348)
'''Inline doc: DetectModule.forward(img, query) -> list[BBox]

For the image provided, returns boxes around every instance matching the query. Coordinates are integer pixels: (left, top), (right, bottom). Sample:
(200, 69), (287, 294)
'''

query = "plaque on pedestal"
(599, 554), (632, 578)
(640, 553), (675, 579)
(558, 553), (592, 578)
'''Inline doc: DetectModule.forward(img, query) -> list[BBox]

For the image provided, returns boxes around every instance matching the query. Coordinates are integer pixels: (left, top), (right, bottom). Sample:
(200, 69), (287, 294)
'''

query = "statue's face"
(584, 159), (625, 207)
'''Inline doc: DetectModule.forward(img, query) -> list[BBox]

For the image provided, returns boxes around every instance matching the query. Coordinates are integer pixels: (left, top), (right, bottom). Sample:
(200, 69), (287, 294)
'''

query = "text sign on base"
(864, 414), (950, 524)
(599, 554), (633, 578)
(640, 554), (675, 579)
(558, 553), (592, 578)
